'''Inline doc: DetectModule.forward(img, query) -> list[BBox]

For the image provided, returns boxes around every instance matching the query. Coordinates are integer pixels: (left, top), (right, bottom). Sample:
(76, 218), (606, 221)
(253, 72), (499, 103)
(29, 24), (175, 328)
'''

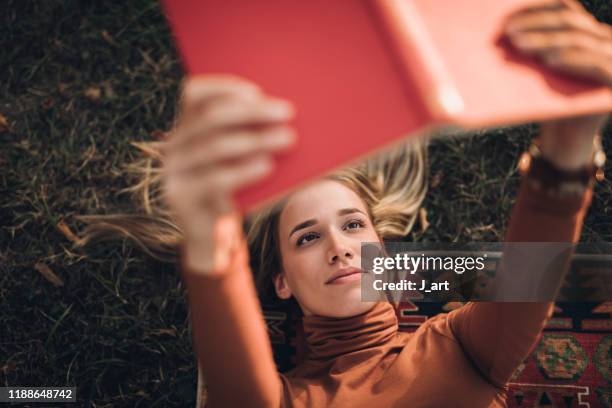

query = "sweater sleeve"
(447, 177), (594, 388)
(182, 235), (282, 408)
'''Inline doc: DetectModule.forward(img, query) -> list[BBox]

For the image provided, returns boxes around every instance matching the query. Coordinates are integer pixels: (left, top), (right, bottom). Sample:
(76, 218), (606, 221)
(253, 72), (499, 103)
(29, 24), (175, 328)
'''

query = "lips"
(325, 267), (364, 284)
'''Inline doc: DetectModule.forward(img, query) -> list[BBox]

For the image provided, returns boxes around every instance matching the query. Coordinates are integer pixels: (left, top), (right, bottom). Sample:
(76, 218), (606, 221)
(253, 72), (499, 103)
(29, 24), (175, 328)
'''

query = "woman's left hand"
(504, 0), (611, 170)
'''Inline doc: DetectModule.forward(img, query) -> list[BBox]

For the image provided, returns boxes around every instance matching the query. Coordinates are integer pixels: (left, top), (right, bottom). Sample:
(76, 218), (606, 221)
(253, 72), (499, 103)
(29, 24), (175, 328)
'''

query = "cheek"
(363, 225), (381, 243)
(282, 249), (324, 291)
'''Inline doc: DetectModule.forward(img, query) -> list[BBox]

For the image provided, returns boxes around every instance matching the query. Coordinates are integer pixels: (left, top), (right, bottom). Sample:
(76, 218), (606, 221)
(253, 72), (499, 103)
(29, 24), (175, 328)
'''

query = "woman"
(81, 1), (610, 406)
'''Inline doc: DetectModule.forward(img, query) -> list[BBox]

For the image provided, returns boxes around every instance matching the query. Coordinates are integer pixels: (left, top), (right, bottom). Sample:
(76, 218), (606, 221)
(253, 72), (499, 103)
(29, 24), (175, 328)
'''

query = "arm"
(161, 76), (296, 407)
(447, 0), (609, 387)
(448, 178), (593, 387)
(183, 232), (282, 408)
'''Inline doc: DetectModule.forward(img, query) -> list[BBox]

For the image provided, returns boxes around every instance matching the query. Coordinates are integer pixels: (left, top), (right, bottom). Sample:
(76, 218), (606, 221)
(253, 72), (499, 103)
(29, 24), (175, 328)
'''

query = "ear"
(273, 272), (292, 300)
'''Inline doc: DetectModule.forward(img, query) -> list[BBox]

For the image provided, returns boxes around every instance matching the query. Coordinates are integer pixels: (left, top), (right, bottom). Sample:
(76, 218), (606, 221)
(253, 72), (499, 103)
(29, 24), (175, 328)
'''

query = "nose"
(327, 228), (355, 265)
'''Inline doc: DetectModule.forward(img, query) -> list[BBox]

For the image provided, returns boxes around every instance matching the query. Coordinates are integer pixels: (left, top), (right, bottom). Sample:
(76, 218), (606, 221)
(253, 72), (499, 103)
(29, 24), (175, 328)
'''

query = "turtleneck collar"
(301, 302), (399, 361)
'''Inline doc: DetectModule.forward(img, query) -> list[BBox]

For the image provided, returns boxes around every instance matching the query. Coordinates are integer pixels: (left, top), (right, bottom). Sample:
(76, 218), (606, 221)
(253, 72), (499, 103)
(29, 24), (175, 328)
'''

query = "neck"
(301, 302), (398, 361)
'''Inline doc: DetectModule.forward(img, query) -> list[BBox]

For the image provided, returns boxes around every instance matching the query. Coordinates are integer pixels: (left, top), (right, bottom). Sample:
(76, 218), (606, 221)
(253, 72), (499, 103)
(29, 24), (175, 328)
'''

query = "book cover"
(163, 0), (612, 213)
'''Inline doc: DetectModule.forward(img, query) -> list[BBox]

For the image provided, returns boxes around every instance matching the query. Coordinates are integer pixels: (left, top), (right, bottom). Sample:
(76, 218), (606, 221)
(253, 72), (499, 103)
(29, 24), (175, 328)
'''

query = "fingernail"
(266, 128), (296, 146)
(504, 22), (519, 36)
(510, 34), (530, 49)
(255, 157), (273, 173)
(270, 99), (295, 117)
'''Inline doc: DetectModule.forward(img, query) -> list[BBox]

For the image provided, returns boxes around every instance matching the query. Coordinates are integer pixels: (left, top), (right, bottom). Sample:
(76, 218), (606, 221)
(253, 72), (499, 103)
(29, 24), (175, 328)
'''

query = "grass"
(0, 0), (610, 406)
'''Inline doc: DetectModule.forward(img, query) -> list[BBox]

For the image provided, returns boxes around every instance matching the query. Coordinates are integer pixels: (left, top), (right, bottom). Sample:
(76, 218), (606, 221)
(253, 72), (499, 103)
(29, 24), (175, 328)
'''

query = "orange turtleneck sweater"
(182, 178), (593, 408)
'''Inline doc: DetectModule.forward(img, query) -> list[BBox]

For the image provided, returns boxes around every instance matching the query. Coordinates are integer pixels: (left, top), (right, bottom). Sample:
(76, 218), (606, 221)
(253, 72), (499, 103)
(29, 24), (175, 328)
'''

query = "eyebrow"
(288, 208), (366, 239)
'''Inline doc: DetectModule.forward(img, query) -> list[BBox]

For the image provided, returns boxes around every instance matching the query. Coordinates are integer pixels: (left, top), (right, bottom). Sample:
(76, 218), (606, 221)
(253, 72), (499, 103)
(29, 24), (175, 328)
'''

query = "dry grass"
(1, 0), (610, 406)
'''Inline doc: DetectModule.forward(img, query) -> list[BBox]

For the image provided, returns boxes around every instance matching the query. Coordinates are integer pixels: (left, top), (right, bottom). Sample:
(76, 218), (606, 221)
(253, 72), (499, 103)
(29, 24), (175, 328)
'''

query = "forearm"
(450, 161), (594, 387)
(505, 170), (593, 243)
(182, 238), (281, 408)
(453, 0), (609, 387)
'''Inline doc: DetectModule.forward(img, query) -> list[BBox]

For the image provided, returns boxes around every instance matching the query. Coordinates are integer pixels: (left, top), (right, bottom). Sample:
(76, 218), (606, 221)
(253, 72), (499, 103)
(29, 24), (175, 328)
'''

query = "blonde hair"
(77, 137), (429, 303)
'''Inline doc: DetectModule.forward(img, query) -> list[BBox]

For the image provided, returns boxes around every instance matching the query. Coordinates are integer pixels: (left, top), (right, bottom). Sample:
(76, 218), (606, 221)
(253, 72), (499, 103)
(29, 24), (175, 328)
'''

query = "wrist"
(181, 242), (219, 276)
(538, 116), (608, 171)
(518, 136), (605, 198)
(181, 212), (245, 277)
(538, 136), (597, 171)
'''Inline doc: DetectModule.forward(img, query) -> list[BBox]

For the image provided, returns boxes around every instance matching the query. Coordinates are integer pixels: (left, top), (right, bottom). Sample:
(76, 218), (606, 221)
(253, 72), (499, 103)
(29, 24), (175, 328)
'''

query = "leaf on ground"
(431, 171), (443, 188)
(58, 83), (69, 94)
(101, 30), (115, 45)
(150, 328), (177, 337)
(42, 98), (54, 109)
(418, 207), (430, 233)
(466, 224), (495, 235)
(56, 219), (80, 243)
(103, 82), (115, 98)
(84, 87), (101, 101)
(34, 263), (64, 287)
(0, 113), (9, 133)
(1, 362), (17, 374)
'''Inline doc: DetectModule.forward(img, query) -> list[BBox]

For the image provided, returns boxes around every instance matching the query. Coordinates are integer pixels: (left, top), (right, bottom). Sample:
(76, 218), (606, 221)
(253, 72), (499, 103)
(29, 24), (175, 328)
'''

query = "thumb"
(211, 210), (246, 271)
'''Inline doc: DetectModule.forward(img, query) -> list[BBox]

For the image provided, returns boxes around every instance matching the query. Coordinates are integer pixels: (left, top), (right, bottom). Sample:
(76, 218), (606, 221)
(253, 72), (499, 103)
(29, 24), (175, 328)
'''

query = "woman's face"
(276, 179), (380, 318)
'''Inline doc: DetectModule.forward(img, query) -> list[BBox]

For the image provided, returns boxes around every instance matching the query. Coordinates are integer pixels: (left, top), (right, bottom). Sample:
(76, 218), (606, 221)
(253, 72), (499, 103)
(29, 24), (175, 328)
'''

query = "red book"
(163, 0), (612, 213)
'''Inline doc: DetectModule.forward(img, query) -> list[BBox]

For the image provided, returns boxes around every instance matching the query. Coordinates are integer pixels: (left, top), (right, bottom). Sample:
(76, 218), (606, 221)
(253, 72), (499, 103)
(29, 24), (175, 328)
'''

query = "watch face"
(594, 150), (606, 168)
(518, 151), (532, 175)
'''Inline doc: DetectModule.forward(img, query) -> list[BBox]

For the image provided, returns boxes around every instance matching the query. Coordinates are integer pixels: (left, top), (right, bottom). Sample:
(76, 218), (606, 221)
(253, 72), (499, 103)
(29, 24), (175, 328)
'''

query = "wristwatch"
(517, 136), (606, 197)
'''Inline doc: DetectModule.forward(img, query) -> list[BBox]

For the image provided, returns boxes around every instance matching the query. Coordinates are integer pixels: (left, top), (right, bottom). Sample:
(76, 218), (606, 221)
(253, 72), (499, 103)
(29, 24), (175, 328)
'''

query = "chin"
(328, 289), (377, 318)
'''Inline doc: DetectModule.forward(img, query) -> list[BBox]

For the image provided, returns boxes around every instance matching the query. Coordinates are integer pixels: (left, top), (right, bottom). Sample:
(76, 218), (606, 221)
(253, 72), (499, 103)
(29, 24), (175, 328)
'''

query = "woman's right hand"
(161, 75), (296, 275)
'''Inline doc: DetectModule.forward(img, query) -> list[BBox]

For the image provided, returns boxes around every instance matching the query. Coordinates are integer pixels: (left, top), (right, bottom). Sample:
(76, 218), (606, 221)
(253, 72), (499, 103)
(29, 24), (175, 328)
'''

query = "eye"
(296, 232), (319, 247)
(344, 218), (366, 230)
(295, 219), (366, 247)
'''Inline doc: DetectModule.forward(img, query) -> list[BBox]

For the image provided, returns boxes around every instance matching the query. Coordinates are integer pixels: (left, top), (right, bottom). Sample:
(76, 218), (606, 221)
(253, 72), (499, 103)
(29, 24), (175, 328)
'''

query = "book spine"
(372, 0), (464, 124)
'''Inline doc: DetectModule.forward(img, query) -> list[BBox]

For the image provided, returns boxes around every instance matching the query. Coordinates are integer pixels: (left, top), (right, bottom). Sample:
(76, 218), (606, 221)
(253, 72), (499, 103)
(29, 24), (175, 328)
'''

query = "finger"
(505, 9), (610, 41)
(179, 75), (262, 123)
(510, 0), (564, 15)
(165, 97), (295, 153)
(508, 30), (612, 58)
(164, 154), (273, 213)
(165, 126), (296, 176)
(182, 154), (274, 205)
(541, 48), (612, 87)
(559, 0), (588, 14)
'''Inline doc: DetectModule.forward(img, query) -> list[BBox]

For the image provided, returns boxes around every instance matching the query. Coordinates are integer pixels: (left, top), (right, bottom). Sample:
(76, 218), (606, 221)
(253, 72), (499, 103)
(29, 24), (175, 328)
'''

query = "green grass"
(1, 0), (610, 406)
